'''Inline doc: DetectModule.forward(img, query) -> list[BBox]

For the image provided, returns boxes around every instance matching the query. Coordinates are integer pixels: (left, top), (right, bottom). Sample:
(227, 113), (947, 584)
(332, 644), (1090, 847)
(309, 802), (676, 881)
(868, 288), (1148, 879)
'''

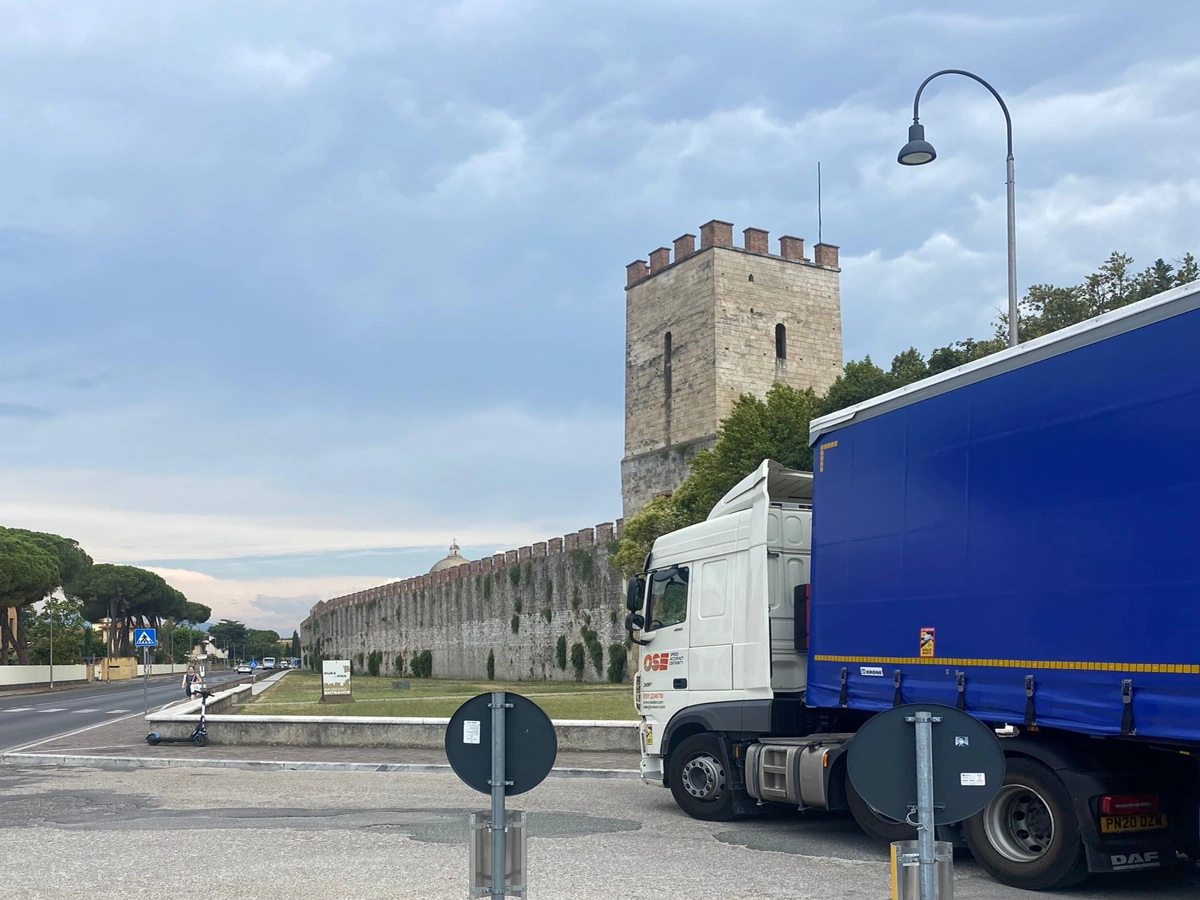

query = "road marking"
(39, 708), (68, 713)
(3, 708), (148, 754)
(1, 707), (34, 713)
(105, 709), (131, 715)
(72, 708), (101, 714)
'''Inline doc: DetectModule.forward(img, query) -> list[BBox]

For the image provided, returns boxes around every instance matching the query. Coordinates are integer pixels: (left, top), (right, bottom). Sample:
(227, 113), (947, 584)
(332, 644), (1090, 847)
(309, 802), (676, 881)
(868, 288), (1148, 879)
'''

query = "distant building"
(429, 540), (472, 574)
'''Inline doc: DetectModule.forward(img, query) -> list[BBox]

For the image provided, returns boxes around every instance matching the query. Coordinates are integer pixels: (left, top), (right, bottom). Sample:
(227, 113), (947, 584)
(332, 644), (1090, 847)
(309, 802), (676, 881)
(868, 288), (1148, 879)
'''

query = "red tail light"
(1100, 794), (1160, 815)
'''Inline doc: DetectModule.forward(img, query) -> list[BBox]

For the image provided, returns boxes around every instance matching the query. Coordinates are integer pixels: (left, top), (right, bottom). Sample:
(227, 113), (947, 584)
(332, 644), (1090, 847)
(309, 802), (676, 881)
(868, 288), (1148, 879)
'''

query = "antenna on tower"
(817, 161), (823, 244)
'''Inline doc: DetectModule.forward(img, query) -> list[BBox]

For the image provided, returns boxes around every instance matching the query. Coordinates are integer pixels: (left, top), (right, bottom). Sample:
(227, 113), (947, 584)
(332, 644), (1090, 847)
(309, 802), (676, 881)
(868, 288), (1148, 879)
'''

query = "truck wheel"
(846, 774), (916, 843)
(668, 734), (736, 821)
(963, 757), (1088, 890)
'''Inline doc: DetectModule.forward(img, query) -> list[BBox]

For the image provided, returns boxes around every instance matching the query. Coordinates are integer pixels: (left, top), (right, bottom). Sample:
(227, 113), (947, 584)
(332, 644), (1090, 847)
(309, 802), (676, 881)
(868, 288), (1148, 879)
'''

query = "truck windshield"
(646, 567), (688, 631)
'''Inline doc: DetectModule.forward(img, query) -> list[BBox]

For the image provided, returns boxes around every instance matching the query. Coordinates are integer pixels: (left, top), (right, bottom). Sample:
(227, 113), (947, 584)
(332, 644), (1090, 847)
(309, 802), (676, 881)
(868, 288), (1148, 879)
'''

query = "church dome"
(429, 540), (471, 574)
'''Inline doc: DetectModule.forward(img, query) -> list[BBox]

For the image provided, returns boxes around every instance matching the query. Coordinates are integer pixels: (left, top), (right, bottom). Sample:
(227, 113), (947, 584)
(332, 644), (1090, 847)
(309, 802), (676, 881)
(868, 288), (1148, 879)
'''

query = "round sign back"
(846, 703), (1005, 825)
(445, 692), (558, 796)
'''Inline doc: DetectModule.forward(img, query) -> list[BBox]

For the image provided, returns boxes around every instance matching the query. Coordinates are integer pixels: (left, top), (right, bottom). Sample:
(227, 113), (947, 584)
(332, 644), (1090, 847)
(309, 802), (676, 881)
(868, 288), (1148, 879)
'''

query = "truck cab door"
(638, 566), (691, 729)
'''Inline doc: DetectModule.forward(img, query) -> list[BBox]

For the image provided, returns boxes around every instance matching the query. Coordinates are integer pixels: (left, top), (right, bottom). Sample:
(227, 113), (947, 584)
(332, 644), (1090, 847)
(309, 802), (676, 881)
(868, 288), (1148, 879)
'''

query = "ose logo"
(643, 653), (670, 672)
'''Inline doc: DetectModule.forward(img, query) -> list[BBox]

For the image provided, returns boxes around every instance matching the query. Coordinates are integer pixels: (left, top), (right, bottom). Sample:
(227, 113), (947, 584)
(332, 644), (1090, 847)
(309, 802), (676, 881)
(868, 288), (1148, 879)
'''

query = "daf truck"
(625, 279), (1200, 890)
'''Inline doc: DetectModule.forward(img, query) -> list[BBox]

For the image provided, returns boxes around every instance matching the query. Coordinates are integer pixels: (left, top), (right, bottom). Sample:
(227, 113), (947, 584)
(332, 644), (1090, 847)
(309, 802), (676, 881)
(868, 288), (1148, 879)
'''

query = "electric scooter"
(146, 688), (213, 747)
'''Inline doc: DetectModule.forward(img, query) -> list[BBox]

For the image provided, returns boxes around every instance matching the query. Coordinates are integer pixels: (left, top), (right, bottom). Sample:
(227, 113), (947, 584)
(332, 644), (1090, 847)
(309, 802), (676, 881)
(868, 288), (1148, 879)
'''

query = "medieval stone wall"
(300, 522), (628, 683)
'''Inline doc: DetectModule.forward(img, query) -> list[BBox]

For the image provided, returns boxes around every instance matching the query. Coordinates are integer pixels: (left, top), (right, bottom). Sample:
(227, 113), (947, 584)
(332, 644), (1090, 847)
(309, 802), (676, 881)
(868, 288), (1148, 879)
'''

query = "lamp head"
(898, 122), (937, 166)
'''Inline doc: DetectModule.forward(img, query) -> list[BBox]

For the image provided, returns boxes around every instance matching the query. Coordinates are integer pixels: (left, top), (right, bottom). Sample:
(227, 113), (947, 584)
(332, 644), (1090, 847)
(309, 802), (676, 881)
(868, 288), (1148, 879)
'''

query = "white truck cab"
(626, 461), (834, 818)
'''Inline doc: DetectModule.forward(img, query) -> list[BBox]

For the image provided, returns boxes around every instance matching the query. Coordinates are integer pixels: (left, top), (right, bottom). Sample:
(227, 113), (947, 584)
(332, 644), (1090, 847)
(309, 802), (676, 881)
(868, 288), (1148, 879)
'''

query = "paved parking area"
(2, 763), (1197, 900)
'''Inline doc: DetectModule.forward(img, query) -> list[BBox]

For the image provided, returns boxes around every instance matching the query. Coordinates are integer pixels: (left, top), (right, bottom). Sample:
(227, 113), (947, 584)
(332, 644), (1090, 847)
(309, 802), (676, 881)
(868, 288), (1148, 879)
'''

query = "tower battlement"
(621, 218), (843, 517)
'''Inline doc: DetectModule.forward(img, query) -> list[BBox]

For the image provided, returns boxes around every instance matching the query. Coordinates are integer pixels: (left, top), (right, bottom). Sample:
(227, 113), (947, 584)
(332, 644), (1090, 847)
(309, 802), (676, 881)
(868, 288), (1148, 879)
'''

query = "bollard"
(891, 840), (954, 899)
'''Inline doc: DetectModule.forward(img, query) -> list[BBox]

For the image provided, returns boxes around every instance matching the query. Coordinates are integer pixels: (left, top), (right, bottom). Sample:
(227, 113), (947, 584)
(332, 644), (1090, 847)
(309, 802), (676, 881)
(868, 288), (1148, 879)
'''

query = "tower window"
(664, 331), (673, 400)
(775, 323), (787, 359)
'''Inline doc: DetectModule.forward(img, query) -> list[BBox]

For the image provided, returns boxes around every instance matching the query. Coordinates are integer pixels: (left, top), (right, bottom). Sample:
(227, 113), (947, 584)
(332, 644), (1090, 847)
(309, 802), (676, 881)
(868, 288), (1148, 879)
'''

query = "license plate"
(1100, 813), (1167, 834)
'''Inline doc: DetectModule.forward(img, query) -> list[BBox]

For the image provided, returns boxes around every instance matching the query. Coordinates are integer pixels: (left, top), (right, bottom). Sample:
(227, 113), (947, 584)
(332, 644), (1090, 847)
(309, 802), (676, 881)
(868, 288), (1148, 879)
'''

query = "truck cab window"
(646, 566), (689, 631)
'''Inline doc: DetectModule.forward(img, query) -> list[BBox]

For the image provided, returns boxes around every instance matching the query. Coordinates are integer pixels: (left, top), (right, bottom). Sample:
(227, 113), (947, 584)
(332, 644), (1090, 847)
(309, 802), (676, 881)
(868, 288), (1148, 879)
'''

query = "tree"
(27, 597), (87, 665)
(207, 619), (249, 650)
(290, 630), (300, 658)
(71, 564), (183, 658)
(0, 533), (61, 664)
(179, 602), (212, 625)
(0, 527), (92, 665)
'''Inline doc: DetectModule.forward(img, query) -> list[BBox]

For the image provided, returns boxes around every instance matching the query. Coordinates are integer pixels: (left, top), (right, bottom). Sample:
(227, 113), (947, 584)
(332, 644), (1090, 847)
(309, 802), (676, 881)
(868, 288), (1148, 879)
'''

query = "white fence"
(136, 663), (194, 676)
(0, 665), (88, 687)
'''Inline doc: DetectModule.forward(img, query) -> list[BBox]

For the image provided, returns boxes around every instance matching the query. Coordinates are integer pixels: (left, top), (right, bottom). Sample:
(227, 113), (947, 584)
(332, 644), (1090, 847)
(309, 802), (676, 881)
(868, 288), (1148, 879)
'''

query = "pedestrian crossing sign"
(134, 628), (157, 648)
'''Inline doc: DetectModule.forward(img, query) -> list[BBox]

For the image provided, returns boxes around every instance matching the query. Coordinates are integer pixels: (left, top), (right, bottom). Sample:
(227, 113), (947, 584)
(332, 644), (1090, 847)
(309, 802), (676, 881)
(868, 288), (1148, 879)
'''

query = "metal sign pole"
(490, 691), (507, 899)
(913, 710), (937, 900)
(143, 647), (149, 715)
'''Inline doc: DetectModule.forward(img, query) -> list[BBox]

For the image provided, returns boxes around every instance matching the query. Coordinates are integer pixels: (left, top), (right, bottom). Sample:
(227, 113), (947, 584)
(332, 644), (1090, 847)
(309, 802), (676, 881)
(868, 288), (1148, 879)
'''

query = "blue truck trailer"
(626, 279), (1200, 890)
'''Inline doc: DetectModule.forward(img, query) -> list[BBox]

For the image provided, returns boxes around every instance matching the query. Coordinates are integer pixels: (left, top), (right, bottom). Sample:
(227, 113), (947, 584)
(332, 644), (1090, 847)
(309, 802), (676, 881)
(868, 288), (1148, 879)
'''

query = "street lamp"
(898, 69), (1019, 347)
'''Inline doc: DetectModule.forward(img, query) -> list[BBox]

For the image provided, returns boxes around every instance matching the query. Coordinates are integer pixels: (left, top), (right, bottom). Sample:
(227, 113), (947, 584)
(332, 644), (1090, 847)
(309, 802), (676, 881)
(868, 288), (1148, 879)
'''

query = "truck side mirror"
(626, 576), (645, 611)
(625, 612), (650, 646)
(793, 584), (810, 654)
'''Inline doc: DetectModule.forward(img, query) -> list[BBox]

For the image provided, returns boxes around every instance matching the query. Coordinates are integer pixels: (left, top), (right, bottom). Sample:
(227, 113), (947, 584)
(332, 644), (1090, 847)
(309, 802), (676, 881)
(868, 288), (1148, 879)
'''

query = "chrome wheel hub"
(983, 783), (1055, 862)
(681, 754), (725, 802)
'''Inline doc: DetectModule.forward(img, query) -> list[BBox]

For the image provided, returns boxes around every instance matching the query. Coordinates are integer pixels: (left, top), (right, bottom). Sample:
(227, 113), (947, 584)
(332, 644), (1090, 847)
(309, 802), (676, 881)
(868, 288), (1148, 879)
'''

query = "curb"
(0, 752), (641, 780)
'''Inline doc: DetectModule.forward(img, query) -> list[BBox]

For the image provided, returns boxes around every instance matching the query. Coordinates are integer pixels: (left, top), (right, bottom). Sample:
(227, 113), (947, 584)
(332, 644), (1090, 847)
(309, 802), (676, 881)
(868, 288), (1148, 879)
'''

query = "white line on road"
(0, 707), (34, 713)
(105, 709), (130, 715)
(72, 709), (101, 714)
(3, 709), (148, 754)
(38, 708), (68, 713)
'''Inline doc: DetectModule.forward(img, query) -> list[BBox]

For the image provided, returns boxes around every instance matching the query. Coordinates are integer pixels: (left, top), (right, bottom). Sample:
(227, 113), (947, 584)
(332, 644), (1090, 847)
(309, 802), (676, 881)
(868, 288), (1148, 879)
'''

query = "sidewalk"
(1, 705), (641, 777)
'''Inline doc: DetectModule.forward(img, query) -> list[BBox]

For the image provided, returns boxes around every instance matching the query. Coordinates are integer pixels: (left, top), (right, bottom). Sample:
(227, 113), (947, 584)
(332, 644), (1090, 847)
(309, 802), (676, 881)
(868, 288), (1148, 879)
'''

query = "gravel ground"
(2, 765), (1196, 900)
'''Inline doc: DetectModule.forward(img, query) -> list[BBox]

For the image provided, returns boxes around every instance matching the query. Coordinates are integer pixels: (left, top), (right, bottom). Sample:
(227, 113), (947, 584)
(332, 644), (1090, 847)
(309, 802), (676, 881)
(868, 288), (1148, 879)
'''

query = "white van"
(261, 657), (276, 671)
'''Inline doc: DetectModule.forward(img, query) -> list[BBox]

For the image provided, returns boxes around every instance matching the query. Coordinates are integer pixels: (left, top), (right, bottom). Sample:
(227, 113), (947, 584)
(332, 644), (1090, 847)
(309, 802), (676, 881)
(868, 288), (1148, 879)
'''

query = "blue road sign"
(133, 628), (157, 648)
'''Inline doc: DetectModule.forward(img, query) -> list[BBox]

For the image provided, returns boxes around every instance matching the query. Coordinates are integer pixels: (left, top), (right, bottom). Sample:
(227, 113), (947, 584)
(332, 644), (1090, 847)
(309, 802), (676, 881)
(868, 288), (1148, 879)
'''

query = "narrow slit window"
(664, 331), (673, 399)
(775, 323), (787, 359)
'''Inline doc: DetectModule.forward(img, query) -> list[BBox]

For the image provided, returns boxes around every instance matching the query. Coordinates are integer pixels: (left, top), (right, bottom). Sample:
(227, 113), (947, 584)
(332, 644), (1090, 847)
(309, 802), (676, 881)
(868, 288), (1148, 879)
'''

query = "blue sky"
(3, 1), (1198, 633)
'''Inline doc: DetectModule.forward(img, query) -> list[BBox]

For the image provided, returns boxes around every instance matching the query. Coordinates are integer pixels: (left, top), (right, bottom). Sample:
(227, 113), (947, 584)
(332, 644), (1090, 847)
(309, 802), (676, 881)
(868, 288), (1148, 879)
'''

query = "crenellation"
(622, 218), (842, 516)
(532, 541), (547, 557)
(548, 537), (563, 554)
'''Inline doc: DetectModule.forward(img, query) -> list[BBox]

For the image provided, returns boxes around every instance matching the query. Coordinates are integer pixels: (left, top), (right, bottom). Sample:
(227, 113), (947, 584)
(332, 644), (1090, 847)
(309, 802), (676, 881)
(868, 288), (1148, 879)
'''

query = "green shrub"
(411, 650), (433, 678)
(545, 580), (552, 602)
(354, 652), (364, 672)
(569, 548), (594, 583)
(571, 587), (581, 612)
(510, 614), (520, 634)
(367, 650), (382, 677)
(570, 642), (586, 681)
(523, 561), (532, 584)
(514, 598), (523, 615)
(540, 607), (552, 624)
(509, 565), (521, 588)
(486, 649), (495, 681)
(606, 643), (628, 683)
(555, 636), (567, 670)
(582, 626), (603, 676)
(393, 653), (405, 676)
(483, 574), (492, 600)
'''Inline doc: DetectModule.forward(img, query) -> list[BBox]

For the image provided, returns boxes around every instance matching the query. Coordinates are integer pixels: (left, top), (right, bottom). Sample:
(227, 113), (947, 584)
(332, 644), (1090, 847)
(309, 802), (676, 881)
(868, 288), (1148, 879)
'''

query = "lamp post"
(898, 69), (1019, 347)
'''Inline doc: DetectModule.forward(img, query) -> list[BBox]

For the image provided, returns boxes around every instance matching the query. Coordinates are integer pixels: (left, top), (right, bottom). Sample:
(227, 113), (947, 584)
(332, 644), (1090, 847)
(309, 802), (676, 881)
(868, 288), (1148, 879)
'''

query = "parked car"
(236, 664), (252, 675)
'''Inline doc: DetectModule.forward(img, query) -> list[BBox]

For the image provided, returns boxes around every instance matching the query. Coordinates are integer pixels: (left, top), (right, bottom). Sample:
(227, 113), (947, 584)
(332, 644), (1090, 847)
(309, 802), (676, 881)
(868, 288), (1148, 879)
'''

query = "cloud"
(0, 402), (52, 420)
(222, 44), (333, 89)
(143, 567), (386, 633)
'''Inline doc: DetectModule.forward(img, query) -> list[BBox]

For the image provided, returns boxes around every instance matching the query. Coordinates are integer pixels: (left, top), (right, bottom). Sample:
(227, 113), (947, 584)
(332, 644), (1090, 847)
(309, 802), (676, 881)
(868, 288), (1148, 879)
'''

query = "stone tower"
(621, 219), (843, 517)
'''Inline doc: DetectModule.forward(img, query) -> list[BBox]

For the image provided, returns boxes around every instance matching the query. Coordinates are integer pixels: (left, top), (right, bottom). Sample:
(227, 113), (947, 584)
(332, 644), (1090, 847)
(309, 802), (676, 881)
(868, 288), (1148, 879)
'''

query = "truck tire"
(846, 774), (917, 844)
(668, 734), (736, 821)
(963, 757), (1088, 890)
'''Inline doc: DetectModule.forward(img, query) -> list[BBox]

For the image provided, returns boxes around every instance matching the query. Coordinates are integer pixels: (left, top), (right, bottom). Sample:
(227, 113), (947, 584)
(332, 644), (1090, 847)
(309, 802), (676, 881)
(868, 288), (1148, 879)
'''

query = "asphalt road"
(0, 671), (243, 753)
(1, 765), (1196, 900)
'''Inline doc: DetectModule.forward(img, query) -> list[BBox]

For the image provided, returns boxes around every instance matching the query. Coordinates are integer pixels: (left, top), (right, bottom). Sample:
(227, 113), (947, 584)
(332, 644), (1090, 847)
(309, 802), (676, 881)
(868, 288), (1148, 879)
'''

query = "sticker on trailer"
(919, 627), (935, 658)
(643, 725), (654, 747)
(960, 772), (986, 786)
(860, 666), (884, 677)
